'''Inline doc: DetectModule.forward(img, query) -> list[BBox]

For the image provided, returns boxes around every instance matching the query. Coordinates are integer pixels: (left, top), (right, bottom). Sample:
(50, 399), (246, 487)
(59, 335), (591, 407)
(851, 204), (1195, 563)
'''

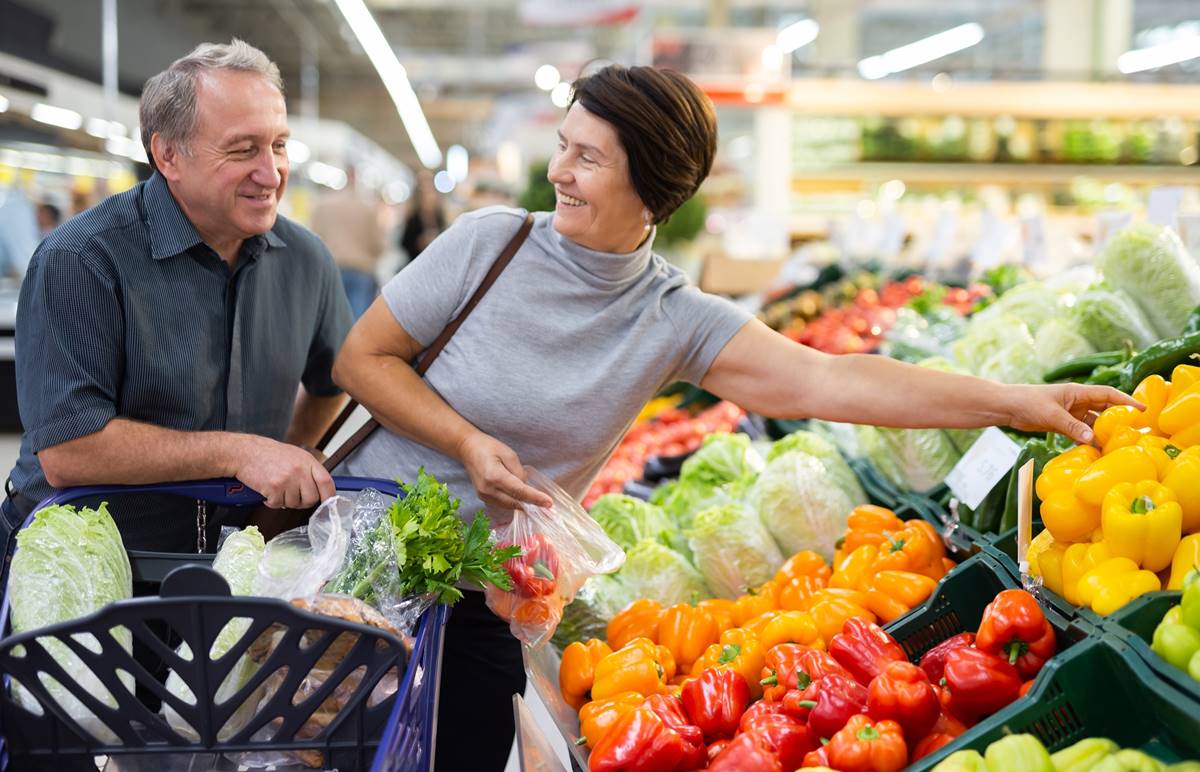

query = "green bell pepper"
(1050, 738), (1119, 772)
(983, 734), (1053, 772)
(931, 749), (989, 772)
(1188, 648), (1200, 682)
(1092, 749), (1165, 772)
(1152, 623), (1200, 670)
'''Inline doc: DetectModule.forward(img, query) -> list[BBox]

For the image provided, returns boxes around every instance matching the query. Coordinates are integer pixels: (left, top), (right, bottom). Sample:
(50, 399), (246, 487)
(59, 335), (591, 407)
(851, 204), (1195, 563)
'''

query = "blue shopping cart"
(0, 477), (447, 772)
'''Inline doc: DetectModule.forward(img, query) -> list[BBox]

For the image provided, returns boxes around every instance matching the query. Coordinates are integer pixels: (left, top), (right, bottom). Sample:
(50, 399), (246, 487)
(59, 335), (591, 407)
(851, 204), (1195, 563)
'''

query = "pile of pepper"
(1029, 367), (1200, 615)
(1151, 571), (1200, 684)
(561, 583), (1053, 770)
(932, 733), (1200, 771)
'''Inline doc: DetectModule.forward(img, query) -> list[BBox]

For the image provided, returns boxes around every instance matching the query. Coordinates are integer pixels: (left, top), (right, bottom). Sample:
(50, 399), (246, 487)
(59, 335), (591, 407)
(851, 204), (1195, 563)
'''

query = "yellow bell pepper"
(1060, 541), (1113, 606)
(865, 570), (937, 623)
(1032, 536), (1069, 598)
(1137, 435), (1183, 477)
(1169, 365), (1200, 404)
(1075, 557), (1162, 615)
(1170, 423), (1200, 449)
(830, 545), (879, 591)
(1026, 529), (1056, 576)
(559, 638), (613, 709)
(1093, 405), (1144, 447)
(1103, 426), (1146, 455)
(1041, 490), (1101, 543)
(1160, 381), (1200, 437)
(592, 638), (669, 700)
(743, 610), (780, 637)
(757, 610), (824, 652)
(1163, 447), (1200, 533)
(1035, 446), (1100, 502)
(1101, 480), (1182, 572)
(690, 627), (767, 699)
(1167, 533), (1200, 590)
(1073, 445), (1159, 506)
(1133, 374), (1171, 433)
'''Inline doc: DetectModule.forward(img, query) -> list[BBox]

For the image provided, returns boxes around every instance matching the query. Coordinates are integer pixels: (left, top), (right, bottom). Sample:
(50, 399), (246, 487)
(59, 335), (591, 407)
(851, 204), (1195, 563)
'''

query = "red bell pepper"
(588, 707), (689, 772)
(918, 632), (975, 683)
(866, 660), (939, 741)
(680, 667), (750, 743)
(1019, 679), (1036, 697)
(825, 714), (908, 772)
(829, 617), (907, 686)
(929, 693), (969, 736)
(760, 645), (851, 702)
(975, 589), (1057, 679)
(911, 732), (956, 761)
(708, 732), (783, 772)
(504, 533), (560, 597)
(706, 739), (731, 763)
(786, 672), (869, 740)
(942, 646), (1021, 720)
(802, 746), (830, 768)
(740, 710), (819, 769)
(641, 693), (707, 770)
(738, 699), (787, 733)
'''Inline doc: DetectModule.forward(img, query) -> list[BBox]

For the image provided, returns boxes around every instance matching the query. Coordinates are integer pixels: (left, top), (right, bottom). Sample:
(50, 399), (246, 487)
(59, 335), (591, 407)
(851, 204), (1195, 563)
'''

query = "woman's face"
(547, 103), (649, 253)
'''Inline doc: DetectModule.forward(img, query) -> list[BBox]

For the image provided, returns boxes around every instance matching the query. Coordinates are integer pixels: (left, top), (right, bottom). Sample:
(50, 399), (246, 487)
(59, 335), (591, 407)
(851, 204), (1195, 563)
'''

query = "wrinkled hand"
(1005, 383), (1144, 445)
(458, 432), (553, 511)
(233, 436), (337, 508)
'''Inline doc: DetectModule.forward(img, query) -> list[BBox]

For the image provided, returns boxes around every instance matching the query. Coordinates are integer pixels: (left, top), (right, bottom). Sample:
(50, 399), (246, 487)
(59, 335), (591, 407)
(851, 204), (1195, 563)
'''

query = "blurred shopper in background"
(2, 39), (353, 581)
(399, 169), (446, 261)
(35, 202), (61, 238)
(311, 167), (387, 318)
(0, 185), (38, 279)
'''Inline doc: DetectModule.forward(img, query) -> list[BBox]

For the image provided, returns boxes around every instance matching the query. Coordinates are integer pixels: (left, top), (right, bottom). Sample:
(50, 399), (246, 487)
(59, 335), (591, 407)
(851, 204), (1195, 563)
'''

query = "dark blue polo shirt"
(7, 172), (353, 551)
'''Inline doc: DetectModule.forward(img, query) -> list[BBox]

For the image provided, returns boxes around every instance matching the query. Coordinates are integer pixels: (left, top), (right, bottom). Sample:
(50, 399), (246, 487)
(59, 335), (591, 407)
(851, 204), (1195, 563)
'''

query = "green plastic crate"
(980, 528), (1107, 630)
(883, 551), (1091, 662)
(1102, 590), (1200, 708)
(909, 635), (1200, 770)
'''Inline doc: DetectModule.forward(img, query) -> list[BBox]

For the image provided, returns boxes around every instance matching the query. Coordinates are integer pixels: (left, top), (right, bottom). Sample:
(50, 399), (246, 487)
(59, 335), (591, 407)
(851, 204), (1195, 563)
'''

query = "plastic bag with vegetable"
(618, 538), (710, 606)
(484, 468), (625, 648)
(750, 450), (859, 561)
(685, 503), (784, 598)
(1069, 285), (1158, 351)
(1097, 223), (1200, 338)
(162, 526), (266, 740)
(8, 503), (133, 743)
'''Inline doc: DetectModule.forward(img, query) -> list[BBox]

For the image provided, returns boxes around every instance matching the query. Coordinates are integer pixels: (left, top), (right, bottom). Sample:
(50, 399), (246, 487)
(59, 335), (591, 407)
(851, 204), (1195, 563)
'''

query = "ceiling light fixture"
(1117, 34), (1200, 73)
(777, 19), (820, 54)
(331, 0), (442, 169)
(534, 64), (561, 91)
(447, 144), (469, 183)
(858, 23), (985, 80)
(31, 103), (84, 130)
(0, 95), (10, 113)
(550, 82), (572, 108)
(285, 139), (311, 165)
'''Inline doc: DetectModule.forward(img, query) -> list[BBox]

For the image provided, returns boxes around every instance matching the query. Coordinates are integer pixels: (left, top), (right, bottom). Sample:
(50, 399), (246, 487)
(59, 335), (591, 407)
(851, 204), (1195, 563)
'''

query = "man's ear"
(150, 133), (182, 181)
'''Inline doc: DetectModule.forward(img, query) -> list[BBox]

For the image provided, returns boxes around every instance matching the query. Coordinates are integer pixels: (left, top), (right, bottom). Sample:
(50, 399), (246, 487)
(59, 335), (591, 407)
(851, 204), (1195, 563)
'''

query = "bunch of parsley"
(326, 469), (520, 605)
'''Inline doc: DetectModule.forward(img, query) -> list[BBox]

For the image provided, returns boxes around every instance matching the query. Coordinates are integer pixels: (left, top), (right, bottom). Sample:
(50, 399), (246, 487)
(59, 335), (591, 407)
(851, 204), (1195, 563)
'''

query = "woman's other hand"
(1004, 383), (1144, 445)
(458, 431), (555, 510)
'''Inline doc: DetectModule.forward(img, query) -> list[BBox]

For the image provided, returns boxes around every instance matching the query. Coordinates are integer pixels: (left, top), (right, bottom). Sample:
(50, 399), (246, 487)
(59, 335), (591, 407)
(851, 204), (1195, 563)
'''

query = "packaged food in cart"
(485, 468), (625, 647)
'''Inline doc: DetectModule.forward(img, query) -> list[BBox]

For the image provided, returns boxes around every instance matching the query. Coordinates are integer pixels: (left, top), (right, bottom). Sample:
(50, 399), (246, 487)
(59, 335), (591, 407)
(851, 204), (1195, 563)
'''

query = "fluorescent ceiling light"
(777, 19), (819, 54)
(86, 117), (127, 139)
(534, 64), (561, 91)
(31, 103), (84, 130)
(105, 135), (149, 164)
(858, 23), (985, 80)
(331, 0), (442, 169)
(1117, 34), (1200, 73)
(550, 82), (572, 108)
(433, 170), (455, 193)
(447, 144), (469, 183)
(307, 161), (348, 190)
(285, 139), (311, 165)
(0, 94), (8, 113)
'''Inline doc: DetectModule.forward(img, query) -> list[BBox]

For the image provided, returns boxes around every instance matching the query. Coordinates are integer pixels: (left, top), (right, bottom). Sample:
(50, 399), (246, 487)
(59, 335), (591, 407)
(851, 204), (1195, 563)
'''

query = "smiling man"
(2, 40), (353, 575)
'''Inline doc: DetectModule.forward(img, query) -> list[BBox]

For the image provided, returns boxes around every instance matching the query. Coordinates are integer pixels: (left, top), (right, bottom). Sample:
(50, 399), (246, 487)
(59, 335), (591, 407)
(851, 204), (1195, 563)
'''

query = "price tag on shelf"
(1147, 186), (1184, 230)
(1020, 214), (1047, 267)
(945, 427), (1022, 510)
(1094, 210), (1133, 250)
(1177, 214), (1200, 257)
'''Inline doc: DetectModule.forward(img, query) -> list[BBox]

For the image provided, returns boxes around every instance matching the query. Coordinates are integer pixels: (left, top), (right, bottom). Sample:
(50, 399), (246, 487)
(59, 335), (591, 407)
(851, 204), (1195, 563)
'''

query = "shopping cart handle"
(30, 475), (401, 514)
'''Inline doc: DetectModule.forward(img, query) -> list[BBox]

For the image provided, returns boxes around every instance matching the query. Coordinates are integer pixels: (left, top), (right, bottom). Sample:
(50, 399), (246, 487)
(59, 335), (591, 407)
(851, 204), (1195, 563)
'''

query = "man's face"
(159, 69), (290, 249)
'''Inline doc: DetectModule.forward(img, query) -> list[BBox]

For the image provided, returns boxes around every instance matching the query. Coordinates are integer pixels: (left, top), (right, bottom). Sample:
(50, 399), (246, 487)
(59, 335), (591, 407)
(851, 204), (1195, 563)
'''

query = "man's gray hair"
(139, 39), (283, 170)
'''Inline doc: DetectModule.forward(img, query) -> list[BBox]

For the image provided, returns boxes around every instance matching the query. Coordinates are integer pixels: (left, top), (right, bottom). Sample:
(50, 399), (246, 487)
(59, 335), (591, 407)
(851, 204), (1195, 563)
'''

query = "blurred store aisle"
(0, 435), (18, 483)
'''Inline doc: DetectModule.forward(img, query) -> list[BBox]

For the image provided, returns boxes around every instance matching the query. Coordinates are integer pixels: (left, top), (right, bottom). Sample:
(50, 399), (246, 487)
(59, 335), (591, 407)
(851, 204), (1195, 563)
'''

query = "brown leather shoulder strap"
(320, 212), (534, 471)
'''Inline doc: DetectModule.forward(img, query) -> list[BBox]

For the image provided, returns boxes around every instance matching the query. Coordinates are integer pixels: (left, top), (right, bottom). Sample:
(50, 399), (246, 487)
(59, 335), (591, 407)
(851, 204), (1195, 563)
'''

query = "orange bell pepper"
(592, 638), (669, 700)
(865, 570), (938, 623)
(840, 506), (907, 552)
(831, 545), (880, 591)
(873, 521), (943, 574)
(577, 691), (644, 748)
(559, 638), (612, 709)
(777, 574), (827, 610)
(656, 644), (678, 682)
(758, 610), (824, 652)
(743, 610), (781, 637)
(732, 585), (777, 626)
(697, 598), (736, 634)
(607, 598), (664, 650)
(658, 603), (720, 673)
(774, 550), (833, 584)
(809, 594), (876, 644)
(689, 627), (767, 699)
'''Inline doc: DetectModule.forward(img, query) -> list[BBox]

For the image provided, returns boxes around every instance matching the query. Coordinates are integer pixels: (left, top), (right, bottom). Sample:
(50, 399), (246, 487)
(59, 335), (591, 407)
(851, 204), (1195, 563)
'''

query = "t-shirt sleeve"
(381, 216), (482, 346)
(665, 284), (754, 385)
(17, 247), (121, 452)
(302, 245), (354, 396)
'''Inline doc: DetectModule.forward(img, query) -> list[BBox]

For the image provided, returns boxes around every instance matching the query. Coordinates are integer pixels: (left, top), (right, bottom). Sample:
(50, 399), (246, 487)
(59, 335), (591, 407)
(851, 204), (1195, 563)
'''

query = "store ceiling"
(2, 0), (1196, 169)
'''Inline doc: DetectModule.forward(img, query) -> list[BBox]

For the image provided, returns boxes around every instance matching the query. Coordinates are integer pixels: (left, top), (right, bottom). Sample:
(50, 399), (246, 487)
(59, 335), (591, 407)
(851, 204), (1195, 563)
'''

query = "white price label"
(945, 427), (1023, 510)
(1147, 187), (1184, 230)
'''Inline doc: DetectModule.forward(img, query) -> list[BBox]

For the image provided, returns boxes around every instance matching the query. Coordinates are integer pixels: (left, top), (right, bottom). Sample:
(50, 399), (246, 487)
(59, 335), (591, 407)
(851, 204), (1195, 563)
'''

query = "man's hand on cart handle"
(233, 436), (337, 508)
(458, 431), (554, 512)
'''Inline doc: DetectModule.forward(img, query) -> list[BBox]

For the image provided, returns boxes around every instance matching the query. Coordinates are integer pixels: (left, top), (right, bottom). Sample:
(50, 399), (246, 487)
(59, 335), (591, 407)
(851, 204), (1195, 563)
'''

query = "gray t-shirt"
(340, 207), (751, 521)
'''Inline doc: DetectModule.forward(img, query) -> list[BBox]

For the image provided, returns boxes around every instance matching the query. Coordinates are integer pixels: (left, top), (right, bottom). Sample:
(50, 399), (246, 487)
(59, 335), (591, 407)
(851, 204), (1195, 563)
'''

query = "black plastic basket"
(0, 477), (422, 771)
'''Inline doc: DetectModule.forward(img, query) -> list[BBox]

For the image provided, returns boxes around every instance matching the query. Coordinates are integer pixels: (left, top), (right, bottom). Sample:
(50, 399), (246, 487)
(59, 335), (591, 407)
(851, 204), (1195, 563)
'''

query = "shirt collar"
(142, 172), (287, 260)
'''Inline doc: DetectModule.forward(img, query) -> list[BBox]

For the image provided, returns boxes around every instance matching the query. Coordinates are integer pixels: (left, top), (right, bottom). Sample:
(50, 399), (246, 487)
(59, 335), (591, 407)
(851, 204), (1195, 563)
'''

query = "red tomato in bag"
(504, 533), (560, 597)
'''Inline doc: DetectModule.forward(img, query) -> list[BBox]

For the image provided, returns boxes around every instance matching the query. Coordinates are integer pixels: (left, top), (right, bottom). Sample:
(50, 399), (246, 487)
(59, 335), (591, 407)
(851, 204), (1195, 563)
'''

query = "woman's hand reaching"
(1004, 383), (1144, 445)
(458, 431), (555, 511)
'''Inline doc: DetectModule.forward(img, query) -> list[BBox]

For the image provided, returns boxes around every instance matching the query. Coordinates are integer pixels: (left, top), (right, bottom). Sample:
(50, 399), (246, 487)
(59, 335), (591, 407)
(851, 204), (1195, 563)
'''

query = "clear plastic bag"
(254, 494), (354, 600)
(484, 468), (625, 648)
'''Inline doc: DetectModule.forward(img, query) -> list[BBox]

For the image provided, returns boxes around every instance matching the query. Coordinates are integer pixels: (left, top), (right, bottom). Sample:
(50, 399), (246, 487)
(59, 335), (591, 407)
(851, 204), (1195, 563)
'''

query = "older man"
(2, 40), (352, 572)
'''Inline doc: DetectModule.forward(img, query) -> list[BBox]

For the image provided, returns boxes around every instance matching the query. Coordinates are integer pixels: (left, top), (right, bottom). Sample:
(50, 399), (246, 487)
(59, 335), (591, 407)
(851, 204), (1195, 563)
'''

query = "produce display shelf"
(909, 634), (1200, 770)
(1097, 590), (1200, 711)
(0, 478), (446, 772)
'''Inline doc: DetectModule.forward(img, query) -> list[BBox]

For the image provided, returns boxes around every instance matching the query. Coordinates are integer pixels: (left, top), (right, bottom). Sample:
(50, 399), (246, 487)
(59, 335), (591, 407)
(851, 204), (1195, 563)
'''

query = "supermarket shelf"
(790, 162), (1199, 188)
